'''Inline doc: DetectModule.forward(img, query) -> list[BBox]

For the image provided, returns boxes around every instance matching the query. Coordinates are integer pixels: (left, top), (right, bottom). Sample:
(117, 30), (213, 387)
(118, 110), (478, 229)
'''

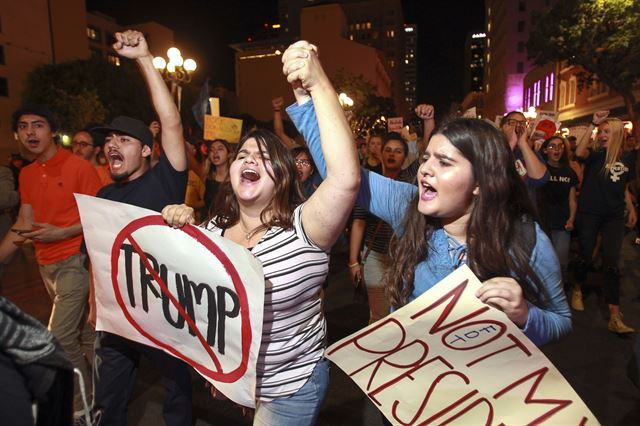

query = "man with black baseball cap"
(87, 30), (191, 426)
(0, 102), (102, 417)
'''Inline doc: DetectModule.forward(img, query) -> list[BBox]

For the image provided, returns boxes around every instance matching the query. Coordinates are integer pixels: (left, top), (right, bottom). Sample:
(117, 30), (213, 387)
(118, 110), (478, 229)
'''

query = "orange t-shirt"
(95, 164), (113, 186)
(19, 148), (102, 265)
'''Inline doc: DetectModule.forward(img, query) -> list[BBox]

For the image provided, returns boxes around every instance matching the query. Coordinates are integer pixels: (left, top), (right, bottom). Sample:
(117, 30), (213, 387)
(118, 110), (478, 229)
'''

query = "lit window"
(568, 76), (577, 104)
(367, 22), (372, 29)
(356, 23), (360, 30)
(549, 73), (554, 101)
(107, 54), (120, 66)
(87, 26), (101, 42)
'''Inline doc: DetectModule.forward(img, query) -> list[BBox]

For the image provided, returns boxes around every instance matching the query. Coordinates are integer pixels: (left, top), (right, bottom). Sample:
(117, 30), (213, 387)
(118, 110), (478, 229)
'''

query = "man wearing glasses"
(500, 111), (549, 190)
(72, 129), (113, 186)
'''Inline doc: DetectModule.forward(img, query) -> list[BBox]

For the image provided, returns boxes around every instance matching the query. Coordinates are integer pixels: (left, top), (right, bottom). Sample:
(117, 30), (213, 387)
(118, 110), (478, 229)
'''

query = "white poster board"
(76, 194), (264, 407)
(326, 265), (598, 425)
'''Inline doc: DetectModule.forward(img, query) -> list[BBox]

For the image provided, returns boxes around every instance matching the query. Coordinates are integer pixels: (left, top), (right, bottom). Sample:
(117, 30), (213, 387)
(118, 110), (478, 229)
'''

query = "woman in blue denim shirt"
(285, 79), (571, 347)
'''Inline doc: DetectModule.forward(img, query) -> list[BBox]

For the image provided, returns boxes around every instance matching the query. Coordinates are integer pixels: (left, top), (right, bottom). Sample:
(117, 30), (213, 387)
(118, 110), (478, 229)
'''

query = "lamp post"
(153, 47), (197, 111)
(338, 92), (354, 108)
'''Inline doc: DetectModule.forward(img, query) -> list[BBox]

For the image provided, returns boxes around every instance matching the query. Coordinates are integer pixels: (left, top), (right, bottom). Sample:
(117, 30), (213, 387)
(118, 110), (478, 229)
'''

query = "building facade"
(483, 0), (555, 120)
(232, 3), (392, 122)
(0, 0), (174, 159)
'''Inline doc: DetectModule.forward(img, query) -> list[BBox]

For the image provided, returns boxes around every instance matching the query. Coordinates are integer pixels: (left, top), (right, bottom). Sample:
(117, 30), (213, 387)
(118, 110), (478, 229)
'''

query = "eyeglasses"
(72, 141), (94, 148)
(295, 159), (311, 167)
(505, 118), (527, 127)
(547, 144), (564, 151)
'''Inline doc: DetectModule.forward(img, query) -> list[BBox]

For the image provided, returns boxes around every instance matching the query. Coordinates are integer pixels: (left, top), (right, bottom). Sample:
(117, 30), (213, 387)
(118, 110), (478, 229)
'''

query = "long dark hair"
(209, 129), (303, 232)
(386, 118), (547, 309)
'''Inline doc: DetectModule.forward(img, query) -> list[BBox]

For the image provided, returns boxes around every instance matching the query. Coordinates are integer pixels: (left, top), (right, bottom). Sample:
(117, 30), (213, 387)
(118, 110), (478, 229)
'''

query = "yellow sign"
(204, 115), (243, 143)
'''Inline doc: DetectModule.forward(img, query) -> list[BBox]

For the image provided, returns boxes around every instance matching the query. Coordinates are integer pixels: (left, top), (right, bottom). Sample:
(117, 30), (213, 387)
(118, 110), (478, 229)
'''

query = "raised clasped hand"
(282, 41), (326, 94)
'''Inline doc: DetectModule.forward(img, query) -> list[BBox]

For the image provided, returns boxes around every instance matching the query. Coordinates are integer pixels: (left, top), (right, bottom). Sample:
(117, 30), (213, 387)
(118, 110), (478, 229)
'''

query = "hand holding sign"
(162, 204), (196, 228)
(476, 277), (528, 327)
(326, 265), (597, 425)
(77, 195), (265, 408)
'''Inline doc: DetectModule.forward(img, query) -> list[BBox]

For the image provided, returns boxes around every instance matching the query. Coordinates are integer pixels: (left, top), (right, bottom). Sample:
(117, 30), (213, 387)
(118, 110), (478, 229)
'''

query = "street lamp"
(153, 47), (197, 111)
(338, 92), (354, 108)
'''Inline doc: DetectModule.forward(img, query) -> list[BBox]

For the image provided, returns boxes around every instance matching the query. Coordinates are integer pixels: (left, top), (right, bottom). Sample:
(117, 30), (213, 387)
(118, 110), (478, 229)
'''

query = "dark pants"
(0, 351), (33, 426)
(92, 331), (192, 426)
(575, 212), (625, 305)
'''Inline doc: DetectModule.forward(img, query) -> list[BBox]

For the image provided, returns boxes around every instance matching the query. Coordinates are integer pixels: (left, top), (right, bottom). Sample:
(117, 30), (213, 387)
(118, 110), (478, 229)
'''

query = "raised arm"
(282, 41), (359, 251)
(272, 97), (296, 149)
(576, 111), (609, 159)
(114, 30), (187, 172)
(415, 104), (436, 144)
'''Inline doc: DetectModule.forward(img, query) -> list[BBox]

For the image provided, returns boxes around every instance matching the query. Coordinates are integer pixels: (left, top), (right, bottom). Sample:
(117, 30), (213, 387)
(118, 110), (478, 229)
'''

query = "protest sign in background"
(326, 265), (598, 425)
(387, 117), (404, 133)
(76, 195), (264, 407)
(204, 115), (243, 142)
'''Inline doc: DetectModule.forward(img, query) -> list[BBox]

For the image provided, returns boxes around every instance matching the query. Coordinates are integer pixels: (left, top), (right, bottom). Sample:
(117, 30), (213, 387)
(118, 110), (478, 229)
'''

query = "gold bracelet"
(348, 262), (360, 268)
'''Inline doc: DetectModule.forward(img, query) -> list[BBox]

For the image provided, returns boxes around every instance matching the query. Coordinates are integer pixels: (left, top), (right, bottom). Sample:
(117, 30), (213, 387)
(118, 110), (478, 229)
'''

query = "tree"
(330, 69), (395, 136)
(527, 0), (640, 141)
(22, 57), (153, 132)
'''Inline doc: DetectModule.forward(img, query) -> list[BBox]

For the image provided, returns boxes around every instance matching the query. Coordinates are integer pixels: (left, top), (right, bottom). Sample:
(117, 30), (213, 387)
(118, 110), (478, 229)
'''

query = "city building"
(403, 24), (418, 119)
(277, 0), (406, 117)
(523, 61), (640, 132)
(231, 3), (391, 122)
(0, 0), (174, 159)
(483, 0), (555, 120)
(464, 31), (485, 96)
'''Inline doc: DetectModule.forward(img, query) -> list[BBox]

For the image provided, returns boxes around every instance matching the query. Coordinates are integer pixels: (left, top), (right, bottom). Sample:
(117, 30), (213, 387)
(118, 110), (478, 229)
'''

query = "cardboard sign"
(461, 107), (477, 118)
(387, 117), (404, 133)
(204, 115), (243, 143)
(209, 97), (220, 117)
(326, 265), (598, 425)
(76, 195), (264, 407)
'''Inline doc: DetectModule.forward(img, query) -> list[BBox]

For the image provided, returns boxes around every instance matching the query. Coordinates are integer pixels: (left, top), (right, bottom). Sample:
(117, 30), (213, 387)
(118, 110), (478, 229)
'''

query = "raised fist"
(113, 30), (150, 59)
(415, 104), (434, 121)
(592, 110), (609, 126)
(272, 97), (285, 110)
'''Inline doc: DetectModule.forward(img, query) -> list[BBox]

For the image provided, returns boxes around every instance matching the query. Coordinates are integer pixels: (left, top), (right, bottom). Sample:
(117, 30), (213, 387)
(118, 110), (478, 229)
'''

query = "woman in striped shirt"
(162, 41), (360, 425)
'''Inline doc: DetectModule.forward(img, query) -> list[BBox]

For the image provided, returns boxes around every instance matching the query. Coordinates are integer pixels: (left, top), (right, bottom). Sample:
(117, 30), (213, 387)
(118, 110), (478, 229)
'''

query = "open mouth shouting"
(420, 179), (437, 201)
(241, 168), (260, 183)
(26, 138), (40, 150)
(108, 150), (125, 171)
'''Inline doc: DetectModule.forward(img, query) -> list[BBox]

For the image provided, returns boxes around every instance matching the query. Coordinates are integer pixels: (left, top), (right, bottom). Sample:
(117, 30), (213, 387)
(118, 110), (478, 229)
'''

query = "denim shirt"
(288, 99), (571, 347)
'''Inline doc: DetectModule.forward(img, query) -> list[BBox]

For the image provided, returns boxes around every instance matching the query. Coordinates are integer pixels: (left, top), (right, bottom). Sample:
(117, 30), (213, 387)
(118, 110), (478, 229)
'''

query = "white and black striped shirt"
(205, 204), (328, 401)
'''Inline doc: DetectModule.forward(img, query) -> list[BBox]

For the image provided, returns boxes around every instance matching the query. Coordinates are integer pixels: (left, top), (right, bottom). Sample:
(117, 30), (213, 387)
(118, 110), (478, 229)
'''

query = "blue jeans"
(253, 358), (330, 426)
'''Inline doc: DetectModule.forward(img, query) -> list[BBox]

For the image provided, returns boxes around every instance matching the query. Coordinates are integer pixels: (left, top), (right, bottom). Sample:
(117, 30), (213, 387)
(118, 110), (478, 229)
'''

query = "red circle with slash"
(110, 215), (251, 383)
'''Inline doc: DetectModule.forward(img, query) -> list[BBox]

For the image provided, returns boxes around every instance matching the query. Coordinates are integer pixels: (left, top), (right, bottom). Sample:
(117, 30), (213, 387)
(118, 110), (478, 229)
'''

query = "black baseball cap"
(92, 116), (153, 148)
(12, 104), (59, 132)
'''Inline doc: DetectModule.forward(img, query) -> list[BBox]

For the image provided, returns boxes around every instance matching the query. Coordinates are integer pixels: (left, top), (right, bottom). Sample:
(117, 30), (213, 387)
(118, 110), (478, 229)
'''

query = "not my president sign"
(76, 195), (264, 408)
(326, 265), (599, 425)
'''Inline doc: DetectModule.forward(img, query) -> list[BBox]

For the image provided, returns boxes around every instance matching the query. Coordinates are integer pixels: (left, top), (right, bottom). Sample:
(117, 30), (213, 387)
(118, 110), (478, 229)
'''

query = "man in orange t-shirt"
(0, 104), (102, 414)
(72, 129), (113, 186)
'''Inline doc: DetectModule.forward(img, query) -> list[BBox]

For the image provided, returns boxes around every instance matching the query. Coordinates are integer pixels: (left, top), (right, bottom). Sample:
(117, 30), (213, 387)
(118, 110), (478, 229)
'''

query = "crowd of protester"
(0, 32), (639, 426)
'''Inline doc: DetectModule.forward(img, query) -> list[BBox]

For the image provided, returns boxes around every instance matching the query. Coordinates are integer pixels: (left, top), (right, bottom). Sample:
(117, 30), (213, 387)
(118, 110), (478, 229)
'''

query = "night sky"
(86, 0), (484, 114)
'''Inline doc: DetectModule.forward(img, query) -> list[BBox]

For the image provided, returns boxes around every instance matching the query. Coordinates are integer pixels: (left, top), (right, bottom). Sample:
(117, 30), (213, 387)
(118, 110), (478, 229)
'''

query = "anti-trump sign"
(326, 265), (598, 425)
(76, 195), (264, 408)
